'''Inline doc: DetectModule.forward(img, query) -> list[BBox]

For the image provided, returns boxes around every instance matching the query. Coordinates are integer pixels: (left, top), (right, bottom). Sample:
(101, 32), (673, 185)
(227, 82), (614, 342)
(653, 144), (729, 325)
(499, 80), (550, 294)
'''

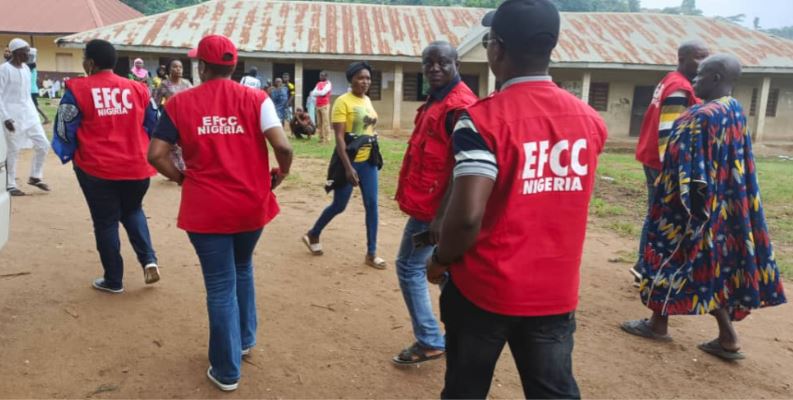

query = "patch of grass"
(593, 152), (793, 276)
(590, 197), (627, 218)
(287, 136), (408, 201)
(595, 152), (646, 193)
(606, 221), (640, 238)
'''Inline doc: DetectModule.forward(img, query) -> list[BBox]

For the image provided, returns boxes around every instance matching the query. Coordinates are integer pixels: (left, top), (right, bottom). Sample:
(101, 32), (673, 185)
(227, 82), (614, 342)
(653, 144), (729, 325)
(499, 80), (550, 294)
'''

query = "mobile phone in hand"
(412, 230), (432, 249)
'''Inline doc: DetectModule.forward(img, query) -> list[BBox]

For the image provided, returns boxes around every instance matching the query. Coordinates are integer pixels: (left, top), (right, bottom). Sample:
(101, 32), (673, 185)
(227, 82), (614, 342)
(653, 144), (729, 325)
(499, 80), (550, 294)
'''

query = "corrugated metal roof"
(56, 1), (793, 70)
(0, 0), (143, 35)
(58, 0), (487, 59)
(459, 12), (793, 70)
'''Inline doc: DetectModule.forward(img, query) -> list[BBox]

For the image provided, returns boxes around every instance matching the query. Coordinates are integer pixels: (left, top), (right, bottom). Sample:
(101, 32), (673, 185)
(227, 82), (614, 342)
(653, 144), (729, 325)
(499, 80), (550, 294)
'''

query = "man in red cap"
(426, 0), (606, 398)
(148, 34), (293, 392)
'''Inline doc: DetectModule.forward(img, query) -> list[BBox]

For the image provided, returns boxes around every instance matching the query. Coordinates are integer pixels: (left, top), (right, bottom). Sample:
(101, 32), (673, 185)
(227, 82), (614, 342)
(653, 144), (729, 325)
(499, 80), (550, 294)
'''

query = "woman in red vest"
(52, 39), (160, 293)
(148, 35), (293, 392)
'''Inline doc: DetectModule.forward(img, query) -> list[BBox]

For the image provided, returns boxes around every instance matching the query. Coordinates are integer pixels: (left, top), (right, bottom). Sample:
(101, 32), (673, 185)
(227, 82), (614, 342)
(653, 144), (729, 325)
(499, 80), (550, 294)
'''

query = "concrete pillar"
(294, 60), (304, 109)
(191, 61), (201, 85)
(581, 71), (592, 104)
(754, 76), (771, 142)
(487, 70), (496, 94)
(392, 63), (403, 133)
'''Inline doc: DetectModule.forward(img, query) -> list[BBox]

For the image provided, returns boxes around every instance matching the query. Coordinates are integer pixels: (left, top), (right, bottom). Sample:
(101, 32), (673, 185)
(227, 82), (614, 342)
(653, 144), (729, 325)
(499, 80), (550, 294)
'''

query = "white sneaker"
(144, 263), (160, 284)
(207, 366), (238, 391)
(242, 347), (252, 357)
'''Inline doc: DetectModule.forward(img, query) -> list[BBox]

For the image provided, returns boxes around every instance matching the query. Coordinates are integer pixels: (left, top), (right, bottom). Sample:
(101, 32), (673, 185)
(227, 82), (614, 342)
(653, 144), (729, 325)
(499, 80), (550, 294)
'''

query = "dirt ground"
(1, 151), (792, 399)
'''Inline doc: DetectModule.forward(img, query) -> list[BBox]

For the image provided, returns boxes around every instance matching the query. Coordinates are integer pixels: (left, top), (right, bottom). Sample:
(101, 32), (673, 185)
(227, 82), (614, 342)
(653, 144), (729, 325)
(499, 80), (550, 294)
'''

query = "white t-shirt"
(241, 76), (262, 90)
(260, 97), (281, 132)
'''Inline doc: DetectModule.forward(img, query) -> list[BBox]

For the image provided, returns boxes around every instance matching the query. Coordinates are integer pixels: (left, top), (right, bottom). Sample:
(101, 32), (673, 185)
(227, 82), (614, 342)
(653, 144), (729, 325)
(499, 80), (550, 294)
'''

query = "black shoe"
(27, 177), (50, 192)
(92, 278), (124, 294)
(8, 187), (25, 196)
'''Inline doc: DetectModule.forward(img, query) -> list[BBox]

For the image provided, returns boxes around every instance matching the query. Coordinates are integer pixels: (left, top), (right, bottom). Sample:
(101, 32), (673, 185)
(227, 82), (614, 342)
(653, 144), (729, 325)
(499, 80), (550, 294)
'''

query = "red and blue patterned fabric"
(639, 96), (786, 321)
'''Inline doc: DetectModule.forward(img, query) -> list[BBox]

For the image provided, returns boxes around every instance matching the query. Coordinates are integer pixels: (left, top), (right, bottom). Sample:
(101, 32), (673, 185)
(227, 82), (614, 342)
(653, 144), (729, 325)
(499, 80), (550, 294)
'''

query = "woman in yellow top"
(303, 61), (386, 269)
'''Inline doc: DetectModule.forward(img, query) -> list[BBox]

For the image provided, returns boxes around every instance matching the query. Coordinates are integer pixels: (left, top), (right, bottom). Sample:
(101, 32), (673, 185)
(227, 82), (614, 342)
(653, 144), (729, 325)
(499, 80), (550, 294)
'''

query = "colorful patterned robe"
(639, 96), (786, 320)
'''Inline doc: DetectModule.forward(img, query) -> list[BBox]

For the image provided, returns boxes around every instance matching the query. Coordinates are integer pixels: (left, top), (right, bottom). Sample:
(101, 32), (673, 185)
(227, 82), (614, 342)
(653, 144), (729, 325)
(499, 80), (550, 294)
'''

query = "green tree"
(551, 0), (638, 11)
(765, 26), (793, 40)
(661, 0), (702, 15)
(121, 0), (207, 15)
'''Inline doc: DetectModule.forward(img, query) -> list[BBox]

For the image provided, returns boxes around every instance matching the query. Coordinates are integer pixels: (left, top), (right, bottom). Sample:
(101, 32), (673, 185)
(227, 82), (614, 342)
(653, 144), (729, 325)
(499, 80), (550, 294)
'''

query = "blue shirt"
(52, 88), (158, 164)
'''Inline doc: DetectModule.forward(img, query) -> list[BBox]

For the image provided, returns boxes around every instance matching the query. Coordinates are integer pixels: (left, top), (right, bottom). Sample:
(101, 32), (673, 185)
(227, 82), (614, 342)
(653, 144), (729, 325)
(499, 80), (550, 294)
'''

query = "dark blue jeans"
(635, 166), (660, 270)
(309, 161), (378, 255)
(440, 278), (580, 399)
(75, 167), (157, 290)
(188, 229), (262, 384)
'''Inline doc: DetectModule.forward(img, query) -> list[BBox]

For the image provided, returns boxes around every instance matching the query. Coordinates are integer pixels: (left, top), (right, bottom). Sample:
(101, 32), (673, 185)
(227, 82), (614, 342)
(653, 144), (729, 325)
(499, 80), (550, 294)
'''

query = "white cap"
(8, 38), (29, 52)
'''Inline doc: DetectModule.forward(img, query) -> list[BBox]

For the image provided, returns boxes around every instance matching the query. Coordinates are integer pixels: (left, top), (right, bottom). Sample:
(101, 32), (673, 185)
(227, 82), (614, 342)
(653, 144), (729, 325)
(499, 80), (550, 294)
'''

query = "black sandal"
(392, 342), (445, 365)
(27, 178), (50, 192)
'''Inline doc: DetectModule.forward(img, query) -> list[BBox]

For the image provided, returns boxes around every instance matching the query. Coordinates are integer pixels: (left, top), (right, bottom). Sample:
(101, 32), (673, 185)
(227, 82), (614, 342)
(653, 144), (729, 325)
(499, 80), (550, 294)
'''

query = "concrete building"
(56, 0), (793, 141)
(459, 13), (793, 143)
(0, 0), (142, 81)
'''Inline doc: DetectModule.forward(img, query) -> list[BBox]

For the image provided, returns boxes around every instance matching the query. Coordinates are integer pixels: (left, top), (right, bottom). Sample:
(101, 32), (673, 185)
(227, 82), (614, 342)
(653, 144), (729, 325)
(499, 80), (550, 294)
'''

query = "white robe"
(0, 62), (40, 149)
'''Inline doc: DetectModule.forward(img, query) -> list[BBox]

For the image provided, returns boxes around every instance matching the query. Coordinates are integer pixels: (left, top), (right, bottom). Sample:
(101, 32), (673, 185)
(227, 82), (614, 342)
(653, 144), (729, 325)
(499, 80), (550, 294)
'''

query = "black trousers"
(440, 278), (580, 399)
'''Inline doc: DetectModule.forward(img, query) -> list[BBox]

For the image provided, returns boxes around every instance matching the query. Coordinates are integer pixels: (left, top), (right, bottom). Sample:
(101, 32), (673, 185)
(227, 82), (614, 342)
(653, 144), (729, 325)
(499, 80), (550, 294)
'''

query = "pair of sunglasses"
(481, 33), (504, 49)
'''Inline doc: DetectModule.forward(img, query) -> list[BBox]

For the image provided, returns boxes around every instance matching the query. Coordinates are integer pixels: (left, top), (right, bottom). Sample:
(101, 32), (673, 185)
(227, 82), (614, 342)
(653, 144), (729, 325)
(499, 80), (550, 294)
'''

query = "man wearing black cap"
(426, 0), (607, 398)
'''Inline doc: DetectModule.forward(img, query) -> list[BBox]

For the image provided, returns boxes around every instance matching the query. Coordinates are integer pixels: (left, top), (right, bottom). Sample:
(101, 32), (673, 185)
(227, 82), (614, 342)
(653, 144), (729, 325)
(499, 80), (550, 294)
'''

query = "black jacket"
(324, 134), (383, 193)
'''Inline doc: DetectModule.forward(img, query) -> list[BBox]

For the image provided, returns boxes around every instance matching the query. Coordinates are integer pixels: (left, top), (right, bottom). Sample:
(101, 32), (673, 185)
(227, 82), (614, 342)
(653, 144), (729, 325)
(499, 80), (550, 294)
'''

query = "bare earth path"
(1, 151), (792, 398)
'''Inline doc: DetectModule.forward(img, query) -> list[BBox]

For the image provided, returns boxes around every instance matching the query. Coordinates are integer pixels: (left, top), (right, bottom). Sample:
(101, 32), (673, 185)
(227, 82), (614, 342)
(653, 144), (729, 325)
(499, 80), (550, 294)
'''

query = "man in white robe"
(0, 38), (50, 196)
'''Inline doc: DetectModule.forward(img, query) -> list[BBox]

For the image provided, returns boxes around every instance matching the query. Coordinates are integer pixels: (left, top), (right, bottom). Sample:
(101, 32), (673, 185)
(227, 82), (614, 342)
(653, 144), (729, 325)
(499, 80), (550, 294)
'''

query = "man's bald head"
(422, 41), (460, 90)
(693, 53), (742, 101)
(677, 39), (710, 81)
(423, 41), (458, 60)
(700, 54), (742, 82)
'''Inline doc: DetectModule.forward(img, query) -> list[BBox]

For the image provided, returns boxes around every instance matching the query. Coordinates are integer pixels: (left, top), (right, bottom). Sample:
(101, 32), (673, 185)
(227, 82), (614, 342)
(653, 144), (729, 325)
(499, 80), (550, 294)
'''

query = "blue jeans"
(75, 166), (156, 290)
(188, 229), (263, 384)
(440, 279), (579, 399)
(309, 161), (378, 255)
(396, 217), (445, 350)
(635, 166), (660, 270)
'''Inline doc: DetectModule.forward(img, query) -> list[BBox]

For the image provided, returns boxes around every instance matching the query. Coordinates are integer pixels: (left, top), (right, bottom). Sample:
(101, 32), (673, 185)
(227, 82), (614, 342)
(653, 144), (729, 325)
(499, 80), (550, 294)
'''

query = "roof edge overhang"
(56, 41), (793, 74)
(550, 62), (793, 75)
(57, 41), (422, 62)
(2, 31), (76, 36)
(460, 60), (793, 75)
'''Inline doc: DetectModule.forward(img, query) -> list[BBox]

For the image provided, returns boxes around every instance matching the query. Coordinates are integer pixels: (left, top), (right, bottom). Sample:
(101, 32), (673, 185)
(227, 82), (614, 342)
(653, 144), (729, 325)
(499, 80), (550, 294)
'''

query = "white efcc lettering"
(521, 138), (588, 195)
(91, 87), (134, 117)
(198, 115), (245, 135)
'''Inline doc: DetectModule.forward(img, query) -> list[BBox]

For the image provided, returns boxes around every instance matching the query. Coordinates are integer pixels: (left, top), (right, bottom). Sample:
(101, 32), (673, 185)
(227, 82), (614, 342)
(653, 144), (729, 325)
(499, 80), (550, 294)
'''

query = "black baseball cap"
(482, 0), (560, 54)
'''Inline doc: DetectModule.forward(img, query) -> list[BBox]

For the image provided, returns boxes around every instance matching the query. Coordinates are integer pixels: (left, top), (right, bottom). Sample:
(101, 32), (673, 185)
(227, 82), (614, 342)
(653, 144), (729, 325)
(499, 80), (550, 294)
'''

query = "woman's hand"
(346, 167), (360, 187)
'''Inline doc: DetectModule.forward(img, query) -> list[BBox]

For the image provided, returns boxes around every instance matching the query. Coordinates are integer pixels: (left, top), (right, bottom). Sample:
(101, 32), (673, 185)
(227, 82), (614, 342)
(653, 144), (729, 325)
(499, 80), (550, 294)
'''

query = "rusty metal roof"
(0, 0), (143, 35)
(459, 12), (793, 71)
(56, 2), (793, 70)
(57, 0), (487, 60)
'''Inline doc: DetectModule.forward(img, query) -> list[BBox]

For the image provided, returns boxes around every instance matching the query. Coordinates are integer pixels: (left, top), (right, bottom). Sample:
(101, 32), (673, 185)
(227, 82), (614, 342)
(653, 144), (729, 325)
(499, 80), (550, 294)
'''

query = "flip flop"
(365, 255), (387, 270)
(27, 178), (50, 192)
(8, 188), (25, 196)
(698, 339), (745, 361)
(620, 319), (673, 342)
(392, 342), (445, 365)
(302, 235), (323, 255)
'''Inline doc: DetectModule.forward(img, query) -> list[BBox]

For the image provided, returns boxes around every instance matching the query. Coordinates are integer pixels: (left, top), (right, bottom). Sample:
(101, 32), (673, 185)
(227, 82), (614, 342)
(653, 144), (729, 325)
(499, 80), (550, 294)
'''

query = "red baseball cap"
(188, 34), (238, 66)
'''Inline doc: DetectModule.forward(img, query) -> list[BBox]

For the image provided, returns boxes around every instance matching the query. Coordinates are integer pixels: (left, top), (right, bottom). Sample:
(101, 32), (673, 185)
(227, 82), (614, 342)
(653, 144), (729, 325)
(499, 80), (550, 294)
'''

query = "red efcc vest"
(455, 80), (607, 316)
(635, 71), (698, 170)
(67, 71), (156, 180)
(315, 81), (331, 107)
(396, 81), (478, 222)
(165, 79), (279, 234)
